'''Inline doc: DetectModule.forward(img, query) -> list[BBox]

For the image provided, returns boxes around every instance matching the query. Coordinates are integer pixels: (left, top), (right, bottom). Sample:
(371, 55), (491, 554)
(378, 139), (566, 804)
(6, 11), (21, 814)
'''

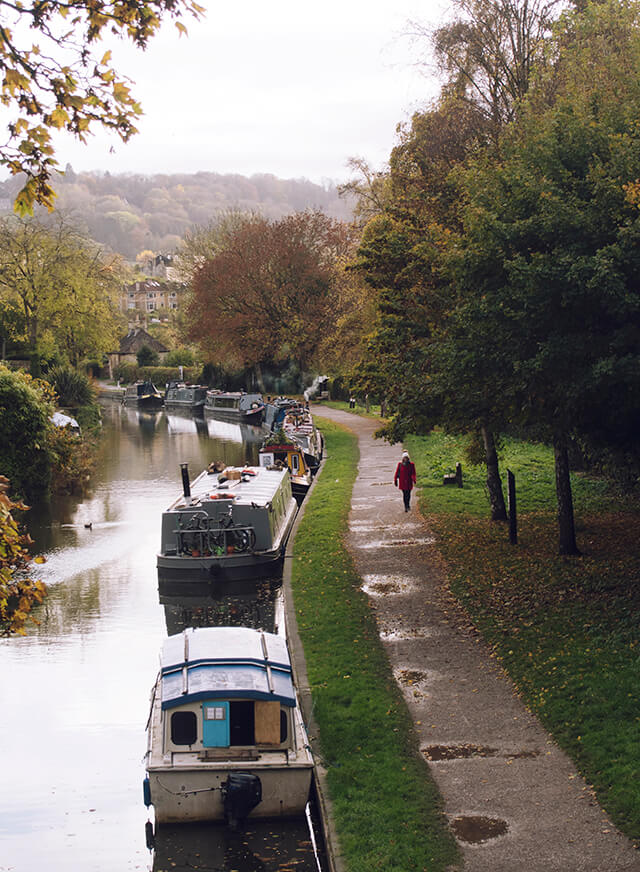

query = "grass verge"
(320, 400), (383, 419)
(405, 431), (640, 844)
(291, 419), (460, 872)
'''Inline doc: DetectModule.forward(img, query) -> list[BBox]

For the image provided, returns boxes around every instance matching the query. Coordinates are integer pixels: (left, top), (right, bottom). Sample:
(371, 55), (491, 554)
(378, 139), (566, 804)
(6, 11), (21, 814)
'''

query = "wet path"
(314, 406), (640, 872)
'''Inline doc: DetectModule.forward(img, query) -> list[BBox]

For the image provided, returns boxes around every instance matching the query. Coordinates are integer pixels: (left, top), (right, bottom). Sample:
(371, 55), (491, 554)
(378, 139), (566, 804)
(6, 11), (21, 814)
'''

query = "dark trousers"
(401, 488), (411, 510)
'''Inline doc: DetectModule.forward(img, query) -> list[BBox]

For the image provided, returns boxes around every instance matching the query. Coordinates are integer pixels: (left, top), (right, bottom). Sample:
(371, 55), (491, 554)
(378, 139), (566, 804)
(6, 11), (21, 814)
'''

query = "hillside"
(0, 168), (354, 260)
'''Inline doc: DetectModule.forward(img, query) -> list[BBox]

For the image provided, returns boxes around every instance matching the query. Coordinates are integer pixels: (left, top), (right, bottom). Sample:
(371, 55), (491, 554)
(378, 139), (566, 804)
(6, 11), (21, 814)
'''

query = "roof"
(159, 627), (295, 710)
(117, 327), (168, 354)
(168, 464), (289, 510)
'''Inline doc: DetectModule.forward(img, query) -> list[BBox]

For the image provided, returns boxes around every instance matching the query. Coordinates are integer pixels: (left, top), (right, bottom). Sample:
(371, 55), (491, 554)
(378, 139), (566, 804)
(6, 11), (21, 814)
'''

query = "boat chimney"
(180, 462), (191, 498)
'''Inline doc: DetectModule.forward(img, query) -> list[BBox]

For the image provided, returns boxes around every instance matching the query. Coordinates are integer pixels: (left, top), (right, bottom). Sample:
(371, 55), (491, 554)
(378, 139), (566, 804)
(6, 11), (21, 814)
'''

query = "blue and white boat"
(144, 627), (313, 826)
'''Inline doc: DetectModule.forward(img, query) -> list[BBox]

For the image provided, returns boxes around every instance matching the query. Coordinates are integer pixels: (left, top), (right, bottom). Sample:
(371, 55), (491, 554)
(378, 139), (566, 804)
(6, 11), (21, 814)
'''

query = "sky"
(51, 0), (448, 184)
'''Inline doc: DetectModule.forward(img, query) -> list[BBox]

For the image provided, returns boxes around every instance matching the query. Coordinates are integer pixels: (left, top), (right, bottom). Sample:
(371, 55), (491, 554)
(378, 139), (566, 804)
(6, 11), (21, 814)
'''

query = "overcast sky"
(52, 0), (447, 183)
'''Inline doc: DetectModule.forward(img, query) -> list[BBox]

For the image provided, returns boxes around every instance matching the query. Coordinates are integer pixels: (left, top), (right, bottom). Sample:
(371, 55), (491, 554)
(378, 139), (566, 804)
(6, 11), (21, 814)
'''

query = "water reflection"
(0, 401), (320, 872)
(158, 578), (284, 636)
(152, 818), (321, 872)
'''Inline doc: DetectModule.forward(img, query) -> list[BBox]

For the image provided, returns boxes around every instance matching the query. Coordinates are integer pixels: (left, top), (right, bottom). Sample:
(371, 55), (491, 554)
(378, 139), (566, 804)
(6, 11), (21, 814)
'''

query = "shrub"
(0, 366), (54, 499)
(165, 348), (196, 367)
(0, 476), (47, 635)
(47, 366), (95, 407)
(75, 403), (102, 433)
(136, 344), (160, 366)
(113, 361), (138, 383)
(48, 427), (94, 494)
(137, 365), (198, 385)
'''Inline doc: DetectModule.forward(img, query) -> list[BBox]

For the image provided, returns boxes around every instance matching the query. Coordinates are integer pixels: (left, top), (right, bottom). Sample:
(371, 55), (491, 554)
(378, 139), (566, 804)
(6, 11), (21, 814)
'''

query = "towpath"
(311, 405), (639, 872)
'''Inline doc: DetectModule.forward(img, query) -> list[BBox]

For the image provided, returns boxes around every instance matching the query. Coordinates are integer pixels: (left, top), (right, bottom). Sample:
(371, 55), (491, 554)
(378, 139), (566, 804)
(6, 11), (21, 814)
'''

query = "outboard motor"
(222, 772), (262, 829)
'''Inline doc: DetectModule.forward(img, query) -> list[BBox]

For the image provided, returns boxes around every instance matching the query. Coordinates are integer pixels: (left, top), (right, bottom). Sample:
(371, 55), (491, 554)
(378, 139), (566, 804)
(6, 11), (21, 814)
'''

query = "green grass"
(320, 399), (383, 419)
(291, 419), (460, 872)
(405, 430), (640, 844)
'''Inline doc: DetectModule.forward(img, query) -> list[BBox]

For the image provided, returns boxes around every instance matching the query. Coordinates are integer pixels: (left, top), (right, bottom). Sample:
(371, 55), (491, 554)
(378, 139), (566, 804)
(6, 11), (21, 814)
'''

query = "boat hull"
(156, 546), (286, 581)
(147, 763), (312, 824)
(123, 395), (164, 409)
(204, 406), (264, 425)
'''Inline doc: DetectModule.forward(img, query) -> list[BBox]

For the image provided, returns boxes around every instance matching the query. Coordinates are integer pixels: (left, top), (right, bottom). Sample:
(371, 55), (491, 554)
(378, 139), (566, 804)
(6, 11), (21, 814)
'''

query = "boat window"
(229, 700), (255, 745)
(291, 453), (299, 473)
(171, 711), (197, 746)
(281, 709), (288, 743)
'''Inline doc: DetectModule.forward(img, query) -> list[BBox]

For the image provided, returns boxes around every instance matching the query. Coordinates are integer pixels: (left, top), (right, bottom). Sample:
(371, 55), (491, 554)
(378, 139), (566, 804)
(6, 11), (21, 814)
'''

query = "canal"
(0, 401), (325, 872)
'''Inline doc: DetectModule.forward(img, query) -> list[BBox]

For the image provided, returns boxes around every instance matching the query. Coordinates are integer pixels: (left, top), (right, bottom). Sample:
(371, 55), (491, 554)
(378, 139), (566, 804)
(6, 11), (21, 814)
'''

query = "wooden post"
(507, 469), (517, 545)
(455, 462), (463, 488)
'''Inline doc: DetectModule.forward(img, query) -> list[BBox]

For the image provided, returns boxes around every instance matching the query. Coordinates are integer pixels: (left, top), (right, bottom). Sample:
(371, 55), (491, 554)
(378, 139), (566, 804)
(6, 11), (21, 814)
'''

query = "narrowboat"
(281, 407), (323, 471)
(164, 381), (207, 410)
(122, 381), (164, 409)
(143, 626), (314, 826)
(204, 391), (264, 425)
(259, 441), (313, 505)
(157, 463), (298, 580)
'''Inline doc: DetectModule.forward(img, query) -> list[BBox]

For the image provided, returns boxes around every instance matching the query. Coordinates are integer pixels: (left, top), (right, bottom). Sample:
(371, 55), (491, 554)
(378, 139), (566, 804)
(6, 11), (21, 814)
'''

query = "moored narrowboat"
(122, 381), (164, 409)
(164, 381), (207, 410)
(143, 626), (313, 826)
(204, 391), (264, 424)
(259, 441), (313, 505)
(157, 463), (298, 580)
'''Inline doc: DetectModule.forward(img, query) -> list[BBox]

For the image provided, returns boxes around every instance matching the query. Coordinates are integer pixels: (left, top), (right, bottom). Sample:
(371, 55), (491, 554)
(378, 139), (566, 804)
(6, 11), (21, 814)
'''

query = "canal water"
(0, 401), (324, 872)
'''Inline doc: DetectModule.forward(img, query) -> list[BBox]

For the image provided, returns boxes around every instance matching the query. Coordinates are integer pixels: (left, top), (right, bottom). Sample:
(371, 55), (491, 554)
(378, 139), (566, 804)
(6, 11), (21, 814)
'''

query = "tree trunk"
(553, 433), (580, 556)
(253, 361), (266, 393)
(481, 424), (508, 521)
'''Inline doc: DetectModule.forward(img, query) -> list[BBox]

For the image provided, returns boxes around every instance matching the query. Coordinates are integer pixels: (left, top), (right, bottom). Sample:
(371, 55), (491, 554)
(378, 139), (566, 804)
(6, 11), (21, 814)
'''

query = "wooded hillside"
(0, 169), (353, 259)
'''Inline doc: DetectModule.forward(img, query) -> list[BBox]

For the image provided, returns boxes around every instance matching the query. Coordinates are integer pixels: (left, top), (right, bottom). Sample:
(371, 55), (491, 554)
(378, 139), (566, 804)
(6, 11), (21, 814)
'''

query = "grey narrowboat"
(164, 381), (207, 410)
(204, 391), (265, 425)
(157, 463), (298, 580)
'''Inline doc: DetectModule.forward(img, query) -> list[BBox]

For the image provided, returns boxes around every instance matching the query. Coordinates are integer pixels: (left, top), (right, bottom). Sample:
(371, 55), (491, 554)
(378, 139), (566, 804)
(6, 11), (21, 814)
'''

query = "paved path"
(313, 406), (639, 872)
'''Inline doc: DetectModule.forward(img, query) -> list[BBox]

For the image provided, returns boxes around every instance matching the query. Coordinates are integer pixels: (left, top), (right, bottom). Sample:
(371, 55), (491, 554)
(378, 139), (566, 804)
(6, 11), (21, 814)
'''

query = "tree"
(0, 215), (125, 365)
(445, 0), (640, 552)
(411, 0), (561, 144)
(186, 211), (356, 378)
(351, 99), (510, 520)
(137, 344), (159, 367)
(0, 0), (203, 214)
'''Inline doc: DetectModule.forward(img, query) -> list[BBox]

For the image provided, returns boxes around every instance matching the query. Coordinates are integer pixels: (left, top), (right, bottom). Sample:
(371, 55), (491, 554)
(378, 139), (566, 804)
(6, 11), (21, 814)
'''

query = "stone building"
(107, 328), (169, 378)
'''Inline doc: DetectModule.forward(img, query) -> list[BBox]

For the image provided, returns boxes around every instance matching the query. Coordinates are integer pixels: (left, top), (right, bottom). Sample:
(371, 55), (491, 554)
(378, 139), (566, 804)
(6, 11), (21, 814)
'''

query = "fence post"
(507, 469), (517, 545)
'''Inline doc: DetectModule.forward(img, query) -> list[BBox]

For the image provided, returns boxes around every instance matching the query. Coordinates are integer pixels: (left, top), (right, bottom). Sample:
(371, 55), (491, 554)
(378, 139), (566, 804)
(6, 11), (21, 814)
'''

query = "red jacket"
(394, 460), (416, 491)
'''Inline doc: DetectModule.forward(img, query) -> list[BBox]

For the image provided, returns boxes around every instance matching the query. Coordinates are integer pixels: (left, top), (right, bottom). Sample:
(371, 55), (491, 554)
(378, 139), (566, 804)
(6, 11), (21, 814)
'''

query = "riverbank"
(300, 408), (639, 872)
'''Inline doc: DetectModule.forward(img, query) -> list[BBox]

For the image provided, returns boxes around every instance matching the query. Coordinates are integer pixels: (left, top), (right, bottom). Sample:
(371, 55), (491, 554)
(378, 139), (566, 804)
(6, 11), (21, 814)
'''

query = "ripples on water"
(0, 402), (323, 872)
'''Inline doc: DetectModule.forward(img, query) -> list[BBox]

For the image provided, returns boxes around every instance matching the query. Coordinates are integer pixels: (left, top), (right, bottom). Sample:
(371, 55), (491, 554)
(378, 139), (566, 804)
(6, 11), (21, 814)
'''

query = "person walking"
(394, 450), (416, 512)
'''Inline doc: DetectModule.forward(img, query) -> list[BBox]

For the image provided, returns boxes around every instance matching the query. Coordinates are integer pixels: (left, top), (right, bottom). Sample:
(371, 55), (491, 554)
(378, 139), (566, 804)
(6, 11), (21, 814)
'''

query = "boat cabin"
(159, 627), (295, 755)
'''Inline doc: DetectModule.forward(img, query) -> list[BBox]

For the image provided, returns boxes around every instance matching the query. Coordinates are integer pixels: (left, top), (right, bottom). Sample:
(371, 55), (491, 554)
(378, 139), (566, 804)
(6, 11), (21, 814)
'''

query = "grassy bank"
(404, 431), (640, 844)
(291, 419), (459, 872)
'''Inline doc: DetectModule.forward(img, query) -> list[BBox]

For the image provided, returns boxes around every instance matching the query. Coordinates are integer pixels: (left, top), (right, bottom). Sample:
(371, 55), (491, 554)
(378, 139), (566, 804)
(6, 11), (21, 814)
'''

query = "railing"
(174, 512), (257, 557)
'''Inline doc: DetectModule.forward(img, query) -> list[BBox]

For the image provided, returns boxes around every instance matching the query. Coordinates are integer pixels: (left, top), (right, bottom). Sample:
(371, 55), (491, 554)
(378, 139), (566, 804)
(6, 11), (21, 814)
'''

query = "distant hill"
(0, 168), (354, 260)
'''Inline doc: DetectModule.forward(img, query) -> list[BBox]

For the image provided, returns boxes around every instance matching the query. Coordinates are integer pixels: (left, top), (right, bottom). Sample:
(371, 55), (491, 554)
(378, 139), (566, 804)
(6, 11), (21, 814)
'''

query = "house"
(107, 328), (169, 378)
(122, 279), (184, 318)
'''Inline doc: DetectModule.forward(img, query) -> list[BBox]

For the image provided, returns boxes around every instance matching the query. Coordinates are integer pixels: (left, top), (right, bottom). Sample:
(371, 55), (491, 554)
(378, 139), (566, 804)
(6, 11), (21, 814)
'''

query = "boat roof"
(159, 627), (296, 709)
(168, 465), (289, 510)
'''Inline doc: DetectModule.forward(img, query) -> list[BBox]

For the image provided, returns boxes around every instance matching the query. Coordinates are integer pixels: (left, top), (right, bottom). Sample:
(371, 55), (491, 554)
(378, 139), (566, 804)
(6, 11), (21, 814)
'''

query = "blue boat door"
(202, 701), (230, 747)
